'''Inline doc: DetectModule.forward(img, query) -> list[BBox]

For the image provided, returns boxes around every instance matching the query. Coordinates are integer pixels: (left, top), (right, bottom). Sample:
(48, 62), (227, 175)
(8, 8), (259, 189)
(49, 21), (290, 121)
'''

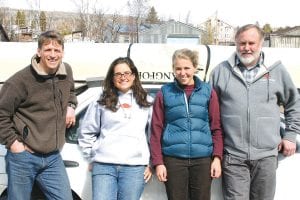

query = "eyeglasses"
(114, 71), (133, 79)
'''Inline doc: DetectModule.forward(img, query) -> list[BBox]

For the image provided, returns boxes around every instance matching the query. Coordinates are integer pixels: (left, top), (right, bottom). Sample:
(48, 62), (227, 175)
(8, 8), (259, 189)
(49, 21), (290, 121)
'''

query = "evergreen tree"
(20, 11), (26, 27)
(31, 19), (36, 29)
(146, 6), (159, 24)
(40, 11), (47, 31)
(15, 10), (26, 27)
(263, 23), (272, 34)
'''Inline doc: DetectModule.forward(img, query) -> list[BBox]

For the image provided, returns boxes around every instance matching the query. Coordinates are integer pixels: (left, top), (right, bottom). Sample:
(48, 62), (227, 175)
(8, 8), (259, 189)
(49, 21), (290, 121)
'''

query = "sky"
(2, 0), (300, 28)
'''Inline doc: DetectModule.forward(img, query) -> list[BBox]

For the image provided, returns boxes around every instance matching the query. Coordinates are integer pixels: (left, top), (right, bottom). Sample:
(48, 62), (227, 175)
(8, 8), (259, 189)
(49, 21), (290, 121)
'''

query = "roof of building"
(272, 26), (300, 36)
(139, 20), (204, 34)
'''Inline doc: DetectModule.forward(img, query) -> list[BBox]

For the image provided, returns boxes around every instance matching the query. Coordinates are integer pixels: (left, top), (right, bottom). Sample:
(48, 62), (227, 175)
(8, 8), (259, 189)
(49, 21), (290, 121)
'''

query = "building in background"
(268, 26), (300, 48)
(199, 12), (235, 45)
(139, 20), (204, 44)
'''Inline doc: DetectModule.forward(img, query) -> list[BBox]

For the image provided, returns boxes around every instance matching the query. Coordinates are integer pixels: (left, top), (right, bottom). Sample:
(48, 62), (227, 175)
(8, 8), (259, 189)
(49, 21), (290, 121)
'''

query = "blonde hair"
(172, 48), (199, 69)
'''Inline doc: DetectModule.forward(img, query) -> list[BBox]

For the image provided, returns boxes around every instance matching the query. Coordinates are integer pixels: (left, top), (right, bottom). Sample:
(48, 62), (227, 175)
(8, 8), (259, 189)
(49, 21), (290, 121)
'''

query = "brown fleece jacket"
(0, 55), (77, 153)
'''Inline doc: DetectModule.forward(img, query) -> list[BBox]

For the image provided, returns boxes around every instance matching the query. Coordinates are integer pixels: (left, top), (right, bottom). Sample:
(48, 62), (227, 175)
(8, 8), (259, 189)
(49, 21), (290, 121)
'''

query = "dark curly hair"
(98, 57), (152, 112)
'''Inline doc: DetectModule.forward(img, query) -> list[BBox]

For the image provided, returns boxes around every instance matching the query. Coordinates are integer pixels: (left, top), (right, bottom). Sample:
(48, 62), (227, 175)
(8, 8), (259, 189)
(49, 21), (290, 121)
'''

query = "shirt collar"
(117, 89), (133, 96)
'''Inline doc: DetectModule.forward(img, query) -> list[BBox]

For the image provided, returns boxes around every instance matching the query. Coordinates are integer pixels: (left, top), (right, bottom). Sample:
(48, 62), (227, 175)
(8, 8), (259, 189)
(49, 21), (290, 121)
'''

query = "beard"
(237, 51), (261, 67)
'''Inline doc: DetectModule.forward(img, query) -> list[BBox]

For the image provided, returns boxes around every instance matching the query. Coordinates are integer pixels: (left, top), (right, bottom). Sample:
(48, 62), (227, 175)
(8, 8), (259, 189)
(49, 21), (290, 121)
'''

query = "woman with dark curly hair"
(78, 57), (153, 200)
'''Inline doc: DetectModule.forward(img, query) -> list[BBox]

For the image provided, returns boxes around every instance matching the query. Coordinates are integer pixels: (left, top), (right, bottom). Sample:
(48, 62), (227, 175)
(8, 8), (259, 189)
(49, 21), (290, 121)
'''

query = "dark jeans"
(163, 156), (212, 200)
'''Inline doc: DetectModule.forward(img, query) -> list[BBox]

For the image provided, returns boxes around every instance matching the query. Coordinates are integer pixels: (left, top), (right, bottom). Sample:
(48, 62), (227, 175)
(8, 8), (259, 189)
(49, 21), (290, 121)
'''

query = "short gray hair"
(235, 24), (265, 42)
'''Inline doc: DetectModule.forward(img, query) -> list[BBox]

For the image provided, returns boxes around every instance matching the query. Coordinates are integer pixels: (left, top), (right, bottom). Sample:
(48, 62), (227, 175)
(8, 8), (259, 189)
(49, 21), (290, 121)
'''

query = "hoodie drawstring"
(262, 64), (270, 102)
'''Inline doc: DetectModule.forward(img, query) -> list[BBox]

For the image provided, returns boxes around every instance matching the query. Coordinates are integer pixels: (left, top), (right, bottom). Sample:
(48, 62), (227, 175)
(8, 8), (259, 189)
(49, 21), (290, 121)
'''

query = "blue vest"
(161, 77), (213, 158)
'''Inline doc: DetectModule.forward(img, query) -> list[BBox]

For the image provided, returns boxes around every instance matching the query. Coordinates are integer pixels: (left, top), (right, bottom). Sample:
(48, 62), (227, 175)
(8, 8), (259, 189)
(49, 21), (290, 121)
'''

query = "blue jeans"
(92, 162), (146, 200)
(5, 150), (72, 200)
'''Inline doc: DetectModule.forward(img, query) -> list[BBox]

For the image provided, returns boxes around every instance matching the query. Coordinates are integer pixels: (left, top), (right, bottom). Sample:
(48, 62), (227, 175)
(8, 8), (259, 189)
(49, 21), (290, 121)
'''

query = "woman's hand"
(144, 166), (152, 183)
(211, 156), (222, 178)
(156, 164), (167, 182)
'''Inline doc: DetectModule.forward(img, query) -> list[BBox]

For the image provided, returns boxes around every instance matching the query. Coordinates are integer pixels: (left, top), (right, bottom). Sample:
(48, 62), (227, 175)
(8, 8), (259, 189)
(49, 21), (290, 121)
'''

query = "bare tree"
(45, 12), (55, 30)
(72, 0), (111, 42)
(185, 10), (191, 24)
(72, 0), (91, 40)
(90, 6), (107, 42)
(108, 12), (122, 43)
(127, 0), (149, 43)
(0, 0), (5, 24)
(56, 20), (74, 36)
(26, 0), (41, 33)
(201, 20), (215, 45)
(0, 0), (11, 40)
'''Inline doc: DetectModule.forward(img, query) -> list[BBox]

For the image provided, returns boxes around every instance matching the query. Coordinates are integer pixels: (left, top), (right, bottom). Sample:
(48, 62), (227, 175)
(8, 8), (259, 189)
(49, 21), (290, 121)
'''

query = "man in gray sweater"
(210, 24), (300, 200)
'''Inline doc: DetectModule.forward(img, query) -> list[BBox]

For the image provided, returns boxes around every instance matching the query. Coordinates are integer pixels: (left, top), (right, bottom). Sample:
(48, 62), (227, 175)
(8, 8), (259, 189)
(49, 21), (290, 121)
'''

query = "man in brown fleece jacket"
(0, 30), (77, 200)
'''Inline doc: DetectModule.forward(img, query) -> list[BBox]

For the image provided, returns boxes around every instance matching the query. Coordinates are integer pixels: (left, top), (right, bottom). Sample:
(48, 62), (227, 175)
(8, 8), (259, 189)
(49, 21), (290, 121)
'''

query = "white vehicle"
(1, 43), (300, 199)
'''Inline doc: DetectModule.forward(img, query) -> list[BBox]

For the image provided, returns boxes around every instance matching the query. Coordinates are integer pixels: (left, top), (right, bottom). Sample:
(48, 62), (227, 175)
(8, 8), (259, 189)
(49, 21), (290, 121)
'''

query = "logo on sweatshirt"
(263, 73), (270, 79)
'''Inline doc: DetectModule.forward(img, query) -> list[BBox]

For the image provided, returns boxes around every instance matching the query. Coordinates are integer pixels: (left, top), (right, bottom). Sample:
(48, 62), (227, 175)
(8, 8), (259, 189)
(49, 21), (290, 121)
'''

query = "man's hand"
(66, 106), (76, 128)
(278, 139), (296, 156)
(9, 140), (25, 153)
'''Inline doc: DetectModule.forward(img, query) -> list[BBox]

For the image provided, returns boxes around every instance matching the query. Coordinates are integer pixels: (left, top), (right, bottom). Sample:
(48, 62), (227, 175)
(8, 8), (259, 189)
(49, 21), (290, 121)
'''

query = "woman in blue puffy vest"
(150, 48), (223, 200)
